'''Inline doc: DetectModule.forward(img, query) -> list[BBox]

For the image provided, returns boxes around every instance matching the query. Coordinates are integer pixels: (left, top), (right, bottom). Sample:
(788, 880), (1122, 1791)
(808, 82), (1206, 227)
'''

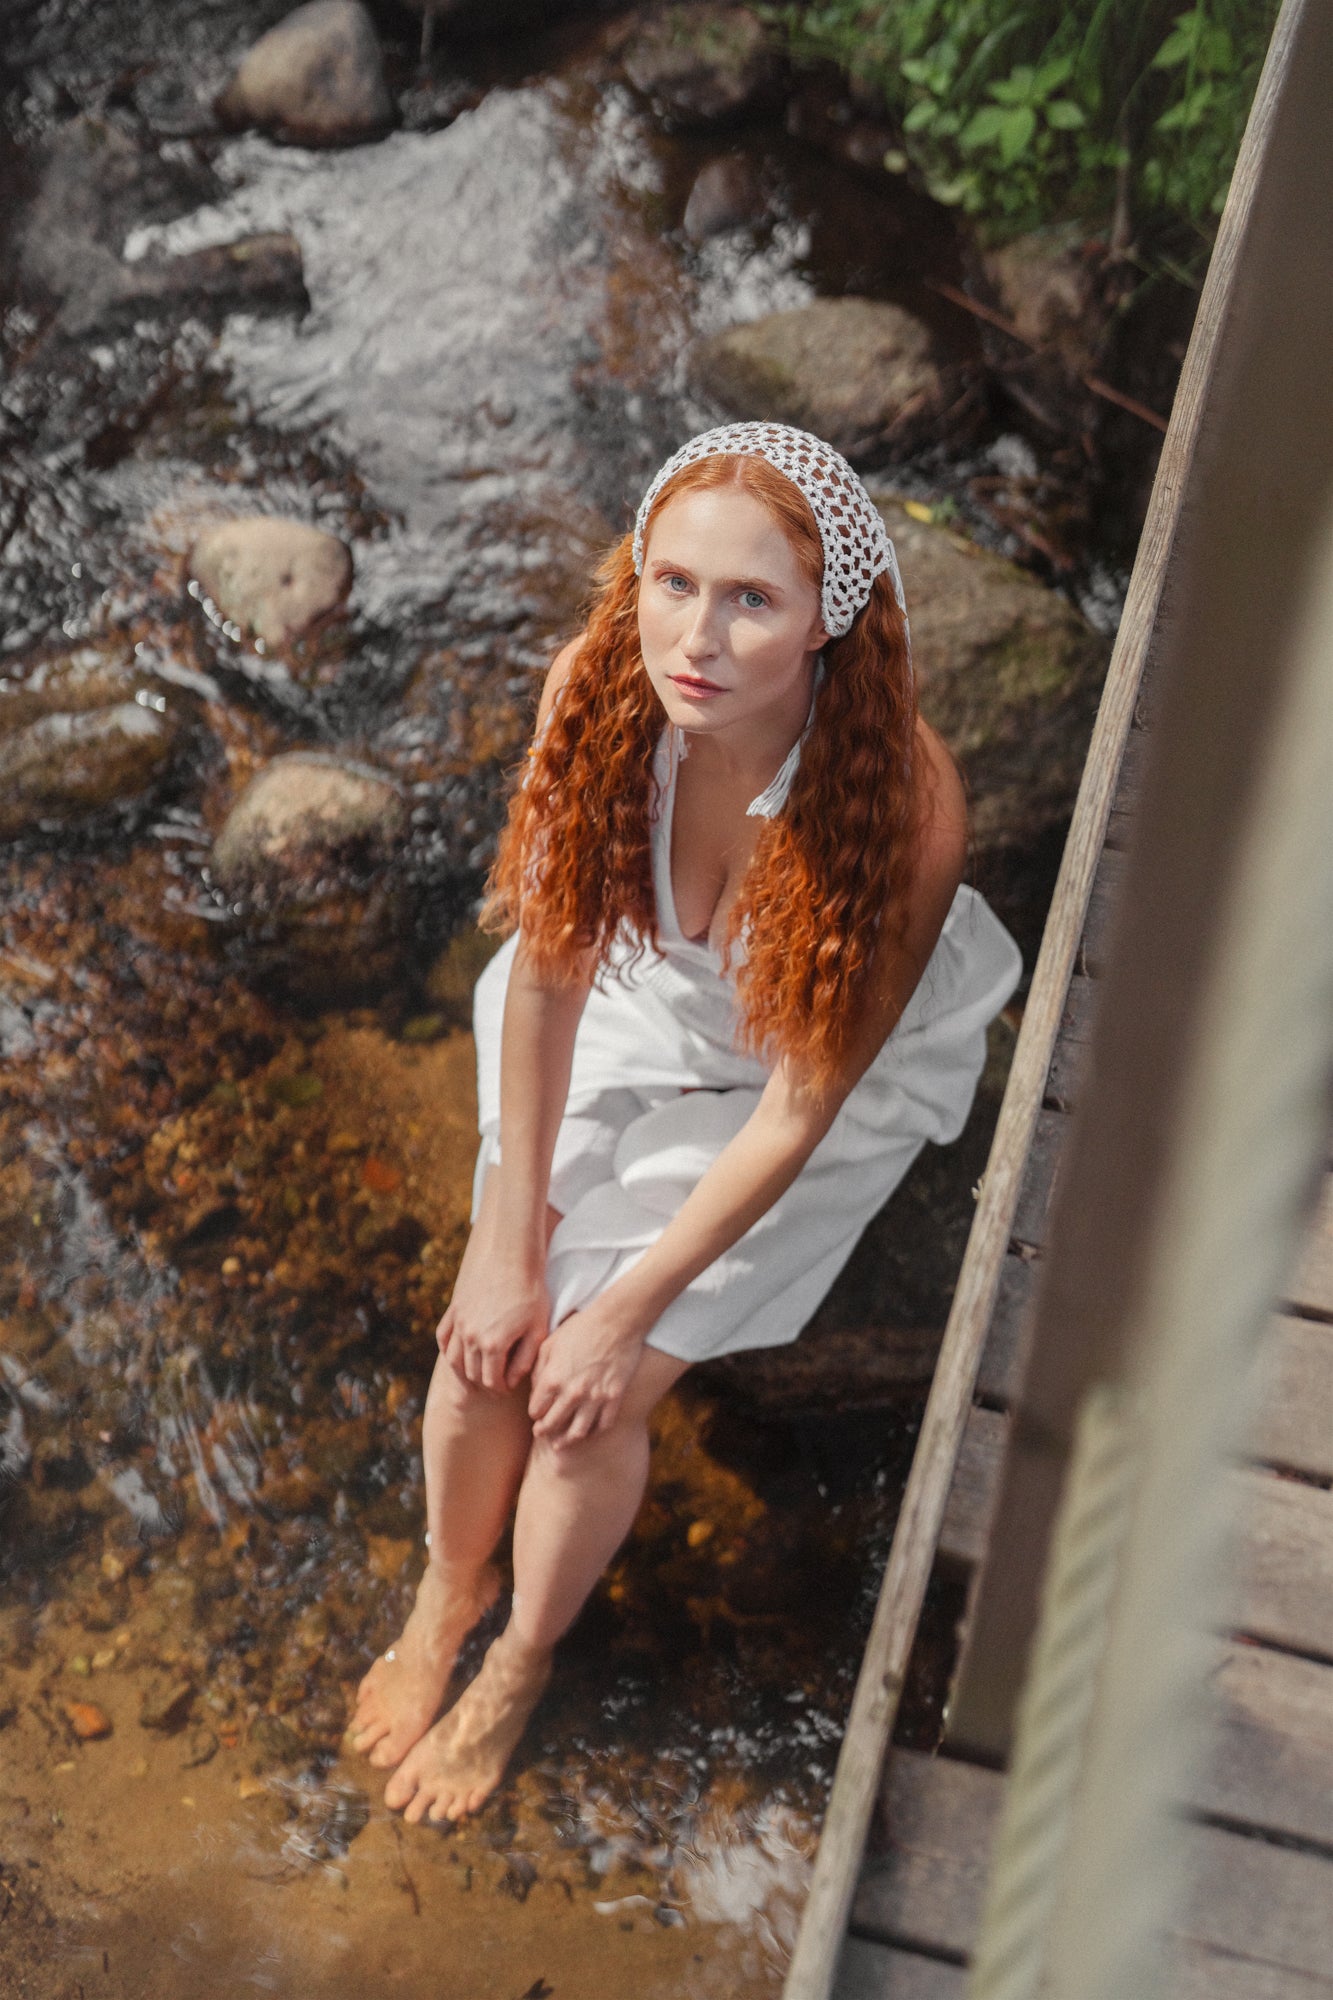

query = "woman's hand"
(437, 1218), (550, 1393)
(527, 1302), (646, 1447)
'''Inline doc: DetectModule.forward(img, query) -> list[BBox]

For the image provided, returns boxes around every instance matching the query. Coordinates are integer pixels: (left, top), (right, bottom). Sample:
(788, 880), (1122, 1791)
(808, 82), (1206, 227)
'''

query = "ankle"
(494, 1621), (554, 1673)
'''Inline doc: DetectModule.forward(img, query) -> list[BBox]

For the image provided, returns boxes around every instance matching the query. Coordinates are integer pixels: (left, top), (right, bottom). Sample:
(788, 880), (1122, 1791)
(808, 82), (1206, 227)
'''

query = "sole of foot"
(345, 1562), (501, 1770)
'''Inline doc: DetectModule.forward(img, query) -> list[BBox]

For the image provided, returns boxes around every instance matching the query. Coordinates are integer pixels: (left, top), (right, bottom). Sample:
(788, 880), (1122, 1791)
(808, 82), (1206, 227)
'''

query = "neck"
(681, 655), (818, 791)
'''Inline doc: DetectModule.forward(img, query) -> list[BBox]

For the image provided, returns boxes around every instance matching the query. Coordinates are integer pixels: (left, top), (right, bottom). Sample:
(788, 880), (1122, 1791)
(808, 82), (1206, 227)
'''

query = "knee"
(427, 1354), (511, 1423)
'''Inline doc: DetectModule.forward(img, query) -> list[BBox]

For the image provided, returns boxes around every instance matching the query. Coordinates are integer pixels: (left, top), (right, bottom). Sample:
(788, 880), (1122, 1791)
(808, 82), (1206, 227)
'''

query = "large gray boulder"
(212, 753), (409, 997)
(623, 6), (783, 129)
(870, 493), (1109, 879)
(690, 298), (949, 462)
(216, 2), (393, 147)
(188, 518), (352, 651)
(0, 645), (190, 840)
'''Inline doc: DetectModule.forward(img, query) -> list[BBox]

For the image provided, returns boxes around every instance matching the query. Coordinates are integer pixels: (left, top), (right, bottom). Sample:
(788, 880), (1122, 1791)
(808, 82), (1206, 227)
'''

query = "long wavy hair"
(481, 453), (925, 1090)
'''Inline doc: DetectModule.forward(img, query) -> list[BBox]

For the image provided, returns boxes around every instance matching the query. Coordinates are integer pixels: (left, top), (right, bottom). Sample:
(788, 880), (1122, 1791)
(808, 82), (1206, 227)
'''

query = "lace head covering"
(631, 420), (906, 641)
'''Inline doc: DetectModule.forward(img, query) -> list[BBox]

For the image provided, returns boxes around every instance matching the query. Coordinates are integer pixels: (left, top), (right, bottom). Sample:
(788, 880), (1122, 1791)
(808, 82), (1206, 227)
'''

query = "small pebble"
(91, 1648), (117, 1671)
(237, 1774), (266, 1800)
(66, 1654), (92, 1677)
(54, 1760), (76, 1774)
(63, 1700), (112, 1740)
(130, 1757), (149, 1778)
(686, 1520), (715, 1548)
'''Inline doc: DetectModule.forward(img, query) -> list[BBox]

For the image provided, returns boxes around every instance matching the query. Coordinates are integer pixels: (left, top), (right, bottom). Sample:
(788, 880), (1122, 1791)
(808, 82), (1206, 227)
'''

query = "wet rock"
(869, 493), (1109, 877)
(112, 234), (309, 329)
(140, 1680), (195, 1732)
(623, 5), (783, 129)
(217, 1), (394, 147)
(683, 154), (767, 241)
(181, 1725), (219, 1768)
(188, 517), (353, 651)
(690, 298), (949, 461)
(63, 1700), (112, 1740)
(211, 752), (409, 999)
(249, 1712), (307, 1768)
(981, 223), (1103, 379)
(16, 115), (219, 326)
(785, 69), (901, 178)
(0, 644), (189, 841)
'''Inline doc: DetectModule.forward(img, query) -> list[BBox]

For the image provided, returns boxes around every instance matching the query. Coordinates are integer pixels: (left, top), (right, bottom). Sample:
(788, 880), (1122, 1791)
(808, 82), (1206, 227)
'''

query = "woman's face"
(637, 485), (829, 739)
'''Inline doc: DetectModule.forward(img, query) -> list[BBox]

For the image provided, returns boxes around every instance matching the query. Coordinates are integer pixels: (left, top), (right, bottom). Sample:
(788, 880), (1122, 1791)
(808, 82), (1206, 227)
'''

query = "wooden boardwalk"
(781, 3), (1333, 1991)
(837, 793), (1333, 1996)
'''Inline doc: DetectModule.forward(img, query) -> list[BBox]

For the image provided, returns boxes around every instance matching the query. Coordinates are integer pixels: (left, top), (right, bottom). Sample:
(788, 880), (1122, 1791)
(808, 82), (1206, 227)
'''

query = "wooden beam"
(947, 0), (1333, 1762)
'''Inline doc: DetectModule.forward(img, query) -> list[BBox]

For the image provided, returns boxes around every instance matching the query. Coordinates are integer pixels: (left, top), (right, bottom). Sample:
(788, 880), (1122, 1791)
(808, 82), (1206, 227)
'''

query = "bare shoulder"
(535, 631), (588, 730)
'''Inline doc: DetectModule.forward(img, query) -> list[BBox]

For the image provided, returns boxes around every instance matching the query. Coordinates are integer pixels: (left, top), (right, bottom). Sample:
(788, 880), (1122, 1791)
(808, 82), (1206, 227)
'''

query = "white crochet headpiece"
(631, 420), (906, 641)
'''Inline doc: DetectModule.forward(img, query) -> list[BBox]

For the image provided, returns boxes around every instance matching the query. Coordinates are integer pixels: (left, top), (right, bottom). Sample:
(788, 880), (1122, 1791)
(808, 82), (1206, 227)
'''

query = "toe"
(368, 1733), (403, 1770)
(384, 1763), (418, 1811)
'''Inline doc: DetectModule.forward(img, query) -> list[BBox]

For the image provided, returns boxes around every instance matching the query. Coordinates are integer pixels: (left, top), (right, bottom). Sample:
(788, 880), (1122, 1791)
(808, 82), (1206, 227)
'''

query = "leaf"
(1153, 20), (1197, 69)
(960, 104), (1010, 149)
(1033, 53), (1075, 97)
(900, 56), (935, 86)
(1045, 98), (1087, 130)
(903, 500), (935, 523)
(998, 104), (1038, 165)
(882, 147), (910, 173)
(989, 65), (1035, 106)
(903, 98), (938, 131)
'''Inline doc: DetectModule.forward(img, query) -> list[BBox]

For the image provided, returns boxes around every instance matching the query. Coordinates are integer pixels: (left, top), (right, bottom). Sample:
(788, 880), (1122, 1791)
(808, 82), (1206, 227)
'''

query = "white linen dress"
(471, 723), (1023, 1364)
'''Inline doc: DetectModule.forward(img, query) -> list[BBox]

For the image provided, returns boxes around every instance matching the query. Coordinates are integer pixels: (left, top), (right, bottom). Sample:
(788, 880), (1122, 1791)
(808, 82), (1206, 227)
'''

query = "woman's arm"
(438, 636), (595, 1391)
(528, 723), (968, 1444)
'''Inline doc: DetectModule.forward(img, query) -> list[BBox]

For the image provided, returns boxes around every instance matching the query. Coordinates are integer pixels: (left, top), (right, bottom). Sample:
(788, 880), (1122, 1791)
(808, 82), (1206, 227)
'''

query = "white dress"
(470, 724), (1023, 1364)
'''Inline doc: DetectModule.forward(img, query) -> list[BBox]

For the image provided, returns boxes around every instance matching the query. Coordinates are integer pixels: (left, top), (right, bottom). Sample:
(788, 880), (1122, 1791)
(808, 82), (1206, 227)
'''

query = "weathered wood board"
(833, 1938), (964, 2000)
(940, 1413), (1333, 1658)
(855, 1752), (1333, 1985)
(1192, 1640), (1333, 1847)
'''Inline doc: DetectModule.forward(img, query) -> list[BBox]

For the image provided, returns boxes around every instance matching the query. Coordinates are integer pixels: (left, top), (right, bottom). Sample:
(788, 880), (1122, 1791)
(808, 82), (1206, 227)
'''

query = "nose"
(681, 593), (721, 662)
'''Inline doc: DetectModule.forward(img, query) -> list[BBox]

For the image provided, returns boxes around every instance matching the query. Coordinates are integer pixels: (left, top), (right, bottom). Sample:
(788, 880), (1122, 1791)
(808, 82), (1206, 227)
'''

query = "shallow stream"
(0, 6), (1116, 1993)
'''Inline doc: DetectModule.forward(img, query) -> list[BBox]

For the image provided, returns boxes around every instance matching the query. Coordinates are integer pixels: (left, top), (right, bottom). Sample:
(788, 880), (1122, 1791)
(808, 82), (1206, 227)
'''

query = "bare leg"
(348, 1178), (560, 1768)
(385, 1344), (688, 1823)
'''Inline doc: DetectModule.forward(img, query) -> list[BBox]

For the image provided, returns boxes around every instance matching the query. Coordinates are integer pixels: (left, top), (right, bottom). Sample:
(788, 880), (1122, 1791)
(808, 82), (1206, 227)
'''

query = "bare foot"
(383, 1626), (552, 1824)
(346, 1562), (500, 1770)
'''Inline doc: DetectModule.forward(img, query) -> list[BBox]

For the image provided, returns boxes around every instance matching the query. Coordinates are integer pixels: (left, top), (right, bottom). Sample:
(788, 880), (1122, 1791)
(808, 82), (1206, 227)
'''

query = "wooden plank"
(1011, 1107), (1066, 1247)
(1044, 1028), (1089, 1113)
(1231, 1464), (1333, 1659)
(855, 1752), (1333, 1983)
(781, 0), (1312, 1973)
(937, 1417), (1333, 1658)
(1251, 1312), (1333, 1478)
(853, 1754), (996, 1954)
(1173, 1820), (1333, 1986)
(939, 1406), (1007, 1568)
(1286, 1174), (1333, 1317)
(1194, 1640), (1333, 1847)
(1059, 971), (1101, 1043)
(1105, 723), (1151, 851)
(834, 1938), (964, 2000)
(1078, 845), (1127, 975)
(975, 1253), (1038, 1406)
(1166, 1938), (1333, 2000)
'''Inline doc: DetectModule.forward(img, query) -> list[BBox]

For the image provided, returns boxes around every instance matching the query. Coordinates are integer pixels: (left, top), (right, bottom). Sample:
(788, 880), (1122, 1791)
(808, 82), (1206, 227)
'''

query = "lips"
(669, 672), (725, 695)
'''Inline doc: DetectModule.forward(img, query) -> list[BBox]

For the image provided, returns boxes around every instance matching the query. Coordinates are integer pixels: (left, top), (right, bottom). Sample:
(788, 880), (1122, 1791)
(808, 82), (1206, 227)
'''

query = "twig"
(925, 278), (1169, 432)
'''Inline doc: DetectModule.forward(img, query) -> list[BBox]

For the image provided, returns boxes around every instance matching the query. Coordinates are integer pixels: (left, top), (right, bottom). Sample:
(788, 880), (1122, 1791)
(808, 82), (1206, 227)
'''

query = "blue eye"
(741, 589), (767, 609)
(666, 574), (689, 592)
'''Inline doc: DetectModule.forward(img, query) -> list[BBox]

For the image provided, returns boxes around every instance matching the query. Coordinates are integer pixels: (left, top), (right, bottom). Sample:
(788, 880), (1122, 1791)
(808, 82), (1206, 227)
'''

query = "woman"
(348, 422), (1022, 1824)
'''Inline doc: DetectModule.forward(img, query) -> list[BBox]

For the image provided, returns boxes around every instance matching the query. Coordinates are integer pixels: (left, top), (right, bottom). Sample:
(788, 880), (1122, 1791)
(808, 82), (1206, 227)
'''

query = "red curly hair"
(481, 453), (924, 1090)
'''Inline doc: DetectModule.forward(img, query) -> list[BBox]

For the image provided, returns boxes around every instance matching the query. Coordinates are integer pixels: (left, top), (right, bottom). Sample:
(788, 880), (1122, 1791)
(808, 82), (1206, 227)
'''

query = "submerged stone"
(211, 752), (410, 999)
(690, 298), (950, 461)
(623, 6), (783, 129)
(216, 1), (394, 148)
(189, 517), (353, 652)
(0, 644), (190, 840)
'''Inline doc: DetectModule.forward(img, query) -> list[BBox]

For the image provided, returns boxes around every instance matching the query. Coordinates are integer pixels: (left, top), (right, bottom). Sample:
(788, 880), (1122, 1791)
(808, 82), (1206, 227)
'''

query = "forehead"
(643, 484), (813, 584)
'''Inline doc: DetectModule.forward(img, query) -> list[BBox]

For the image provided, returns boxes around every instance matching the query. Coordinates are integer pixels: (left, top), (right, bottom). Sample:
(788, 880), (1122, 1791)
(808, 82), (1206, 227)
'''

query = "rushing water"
(0, 7), (1036, 1994)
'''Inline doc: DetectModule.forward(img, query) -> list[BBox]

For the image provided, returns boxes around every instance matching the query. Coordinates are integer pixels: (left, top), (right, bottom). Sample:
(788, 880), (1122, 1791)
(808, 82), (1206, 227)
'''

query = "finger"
(560, 1405), (598, 1447)
(463, 1338), (487, 1388)
(504, 1330), (541, 1389)
(532, 1384), (573, 1437)
(435, 1306), (454, 1354)
(528, 1377), (557, 1426)
(479, 1343), (506, 1393)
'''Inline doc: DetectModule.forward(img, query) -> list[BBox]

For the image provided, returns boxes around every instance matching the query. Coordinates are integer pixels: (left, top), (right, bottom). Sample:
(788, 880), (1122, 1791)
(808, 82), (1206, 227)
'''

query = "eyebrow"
(648, 557), (786, 596)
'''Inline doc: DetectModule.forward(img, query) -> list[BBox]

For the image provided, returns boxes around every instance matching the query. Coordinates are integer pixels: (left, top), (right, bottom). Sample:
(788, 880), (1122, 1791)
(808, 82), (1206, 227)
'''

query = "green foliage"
(763, 0), (1279, 267)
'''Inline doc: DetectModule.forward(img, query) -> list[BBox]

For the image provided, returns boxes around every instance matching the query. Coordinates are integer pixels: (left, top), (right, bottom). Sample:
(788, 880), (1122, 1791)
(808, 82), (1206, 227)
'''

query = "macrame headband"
(631, 420), (906, 640)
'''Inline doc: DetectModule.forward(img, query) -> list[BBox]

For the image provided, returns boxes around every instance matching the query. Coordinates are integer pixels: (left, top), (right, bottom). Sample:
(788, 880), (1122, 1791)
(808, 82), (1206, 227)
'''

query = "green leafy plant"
(763, 0), (1279, 271)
